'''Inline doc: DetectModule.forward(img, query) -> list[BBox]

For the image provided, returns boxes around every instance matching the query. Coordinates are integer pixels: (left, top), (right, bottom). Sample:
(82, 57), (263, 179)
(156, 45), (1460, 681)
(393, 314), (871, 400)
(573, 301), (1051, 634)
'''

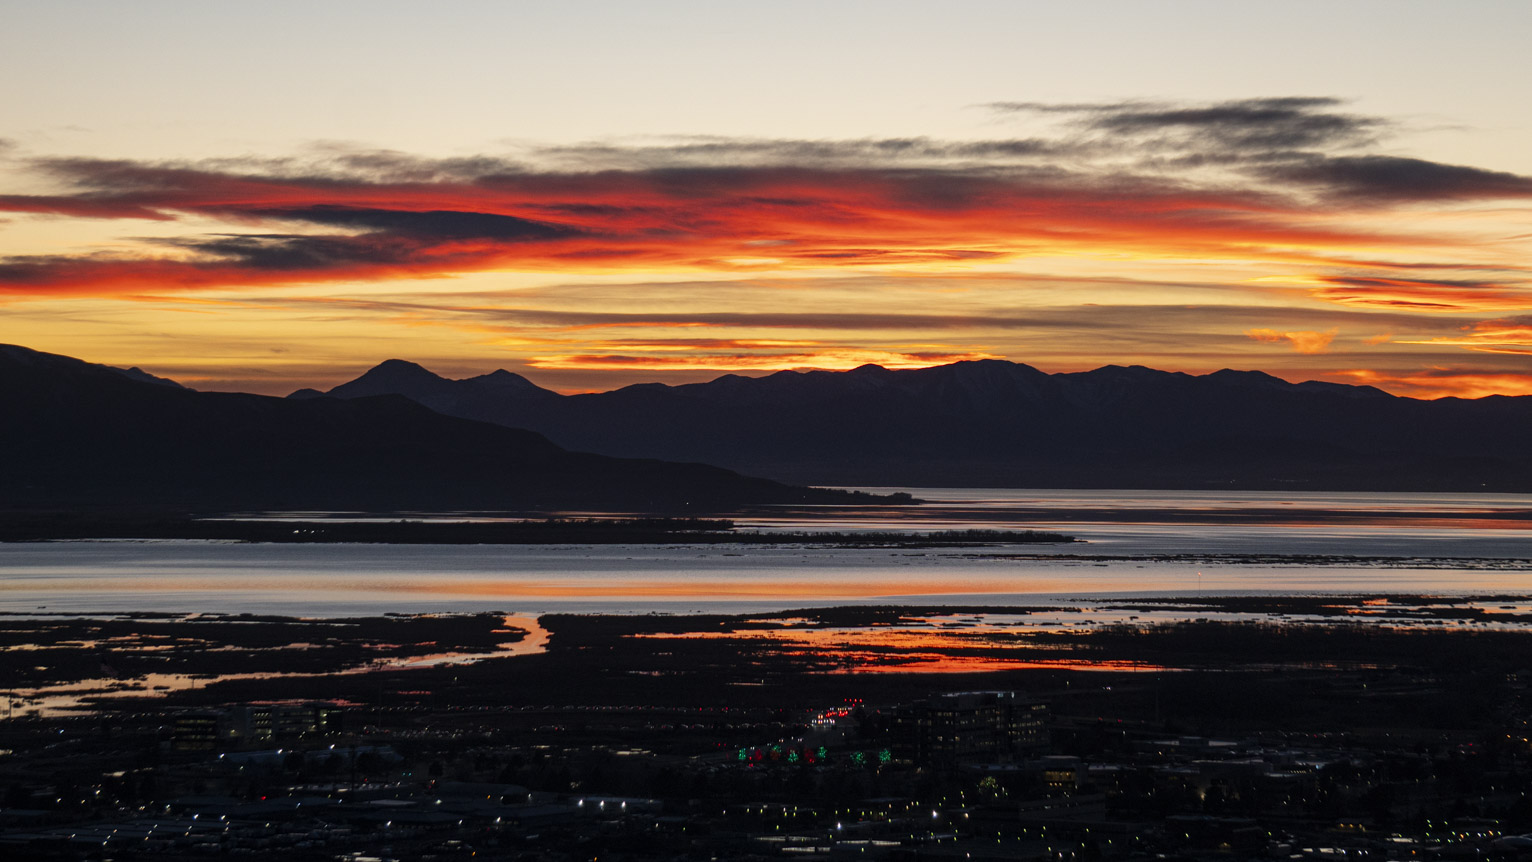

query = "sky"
(2, 1), (1531, 398)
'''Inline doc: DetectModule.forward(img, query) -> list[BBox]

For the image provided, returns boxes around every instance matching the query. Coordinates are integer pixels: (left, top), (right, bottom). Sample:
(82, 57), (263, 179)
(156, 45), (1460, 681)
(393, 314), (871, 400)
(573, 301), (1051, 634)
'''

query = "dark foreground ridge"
(304, 356), (1532, 490)
(0, 344), (906, 512)
(0, 515), (1075, 546)
(4, 600), (1532, 860)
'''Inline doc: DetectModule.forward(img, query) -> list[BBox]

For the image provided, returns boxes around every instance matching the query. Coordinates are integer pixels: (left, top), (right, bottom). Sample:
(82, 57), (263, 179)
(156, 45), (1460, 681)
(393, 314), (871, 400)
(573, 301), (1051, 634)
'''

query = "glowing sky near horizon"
(2, 1), (1531, 398)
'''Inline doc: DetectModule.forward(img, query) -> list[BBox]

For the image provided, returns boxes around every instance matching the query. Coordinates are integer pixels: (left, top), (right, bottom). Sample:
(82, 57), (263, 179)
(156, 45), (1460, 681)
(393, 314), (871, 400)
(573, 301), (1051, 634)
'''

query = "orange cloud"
(1332, 368), (1532, 399)
(527, 349), (1000, 371)
(574, 338), (827, 351)
(1244, 327), (1337, 353)
(1307, 276), (1531, 311)
(0, 154), (1451, 298)
(1394, 318), (1532, 354)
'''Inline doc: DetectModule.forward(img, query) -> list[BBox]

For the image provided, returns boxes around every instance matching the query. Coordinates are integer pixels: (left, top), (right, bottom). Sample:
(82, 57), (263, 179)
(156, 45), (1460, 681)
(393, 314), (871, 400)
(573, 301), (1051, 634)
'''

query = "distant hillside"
(0, 345), (888, 512)
(298, 357), (1532, 491)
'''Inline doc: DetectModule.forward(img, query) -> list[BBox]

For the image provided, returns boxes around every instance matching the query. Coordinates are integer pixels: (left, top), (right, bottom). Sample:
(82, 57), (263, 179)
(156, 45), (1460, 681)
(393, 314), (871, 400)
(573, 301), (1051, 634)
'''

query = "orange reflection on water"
(783, 649), (1164, 674)
(633, 624), (1166, 673)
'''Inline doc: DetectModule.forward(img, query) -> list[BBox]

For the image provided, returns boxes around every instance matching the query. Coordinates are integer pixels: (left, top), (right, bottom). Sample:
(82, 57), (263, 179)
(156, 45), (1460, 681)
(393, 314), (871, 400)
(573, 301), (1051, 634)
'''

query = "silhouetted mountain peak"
(1, 343), (863, 511)
(323, 359), (451, 400)
(314, 360), (560, 405)
(464, 368), (547, 393)
(288, 352), (1532, 492)
(1204, 368), (1290, 388)
(949, 357), (1033, 370)
(1064, 364), (1188, 387)
(930, 358), (1046, 381)
(362, 358), (444, 384)
(1199, 369), (1392, 400)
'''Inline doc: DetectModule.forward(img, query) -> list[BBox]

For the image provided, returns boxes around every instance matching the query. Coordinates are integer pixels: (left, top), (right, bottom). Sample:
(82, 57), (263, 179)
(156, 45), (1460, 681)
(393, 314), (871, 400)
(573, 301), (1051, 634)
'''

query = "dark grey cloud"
(0, 199), (586, 281)
(529, 136), (1065, 168)
(0, 256), (73, 285)
(1262, 155), (1532, 201)
(258, 206), (580, 241)
(316, 148), (527, 183)
(164, 233), (423, 271)
(986, 97), (1382, 152)
(981, 98), (1532, 204)
(33, 157), (215, 191)
(16, 99), (1526, 223)
(49, 138), (1061, 186)
(34, 149), (529, 189)
(153, 206), (580, 272)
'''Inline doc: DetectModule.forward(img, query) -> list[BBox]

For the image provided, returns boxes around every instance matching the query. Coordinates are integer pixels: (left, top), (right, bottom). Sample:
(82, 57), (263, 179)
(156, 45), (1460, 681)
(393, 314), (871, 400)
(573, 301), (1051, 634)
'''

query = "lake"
(4, 488), (1532, 617)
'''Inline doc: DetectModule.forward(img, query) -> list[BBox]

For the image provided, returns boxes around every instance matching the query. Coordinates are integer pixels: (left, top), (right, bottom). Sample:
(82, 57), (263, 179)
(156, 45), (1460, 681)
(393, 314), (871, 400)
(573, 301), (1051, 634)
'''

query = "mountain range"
(0, 344), (882, 512)
(293, 358), (1532, 491)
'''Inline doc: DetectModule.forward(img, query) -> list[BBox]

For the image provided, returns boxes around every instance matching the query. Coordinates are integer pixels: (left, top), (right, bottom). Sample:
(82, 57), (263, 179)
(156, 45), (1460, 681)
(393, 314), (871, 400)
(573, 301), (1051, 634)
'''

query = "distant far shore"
(0, 515), (1075, 547)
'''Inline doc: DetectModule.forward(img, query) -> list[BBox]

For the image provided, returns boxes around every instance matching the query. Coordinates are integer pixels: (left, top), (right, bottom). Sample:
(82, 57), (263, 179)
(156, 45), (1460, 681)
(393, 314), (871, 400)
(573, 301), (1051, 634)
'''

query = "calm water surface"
(4, 489), (1532, 616)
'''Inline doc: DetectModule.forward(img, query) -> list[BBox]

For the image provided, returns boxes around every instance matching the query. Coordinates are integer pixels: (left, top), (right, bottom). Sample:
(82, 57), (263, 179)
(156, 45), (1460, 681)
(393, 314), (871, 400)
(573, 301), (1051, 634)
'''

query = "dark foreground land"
(3, 598), (1532, 860)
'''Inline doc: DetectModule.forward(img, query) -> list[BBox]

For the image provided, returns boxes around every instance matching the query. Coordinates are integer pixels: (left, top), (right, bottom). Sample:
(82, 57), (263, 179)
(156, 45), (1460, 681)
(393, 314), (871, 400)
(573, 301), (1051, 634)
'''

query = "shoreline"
(6, 594), (1529, 720)
(0, 515), (1074, 547)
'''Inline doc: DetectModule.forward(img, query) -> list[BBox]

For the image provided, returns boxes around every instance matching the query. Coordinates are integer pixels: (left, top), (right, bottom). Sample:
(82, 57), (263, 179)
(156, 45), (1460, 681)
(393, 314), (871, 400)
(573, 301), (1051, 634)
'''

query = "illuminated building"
(171, 711), (221, 751)
(221, 703), (343, 742)
(892, 691), (1047, 766)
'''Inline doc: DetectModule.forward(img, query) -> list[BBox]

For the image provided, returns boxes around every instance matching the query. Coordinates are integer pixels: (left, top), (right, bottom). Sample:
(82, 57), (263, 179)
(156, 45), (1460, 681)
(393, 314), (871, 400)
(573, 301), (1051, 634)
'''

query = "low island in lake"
(0, 514), (1074, 546)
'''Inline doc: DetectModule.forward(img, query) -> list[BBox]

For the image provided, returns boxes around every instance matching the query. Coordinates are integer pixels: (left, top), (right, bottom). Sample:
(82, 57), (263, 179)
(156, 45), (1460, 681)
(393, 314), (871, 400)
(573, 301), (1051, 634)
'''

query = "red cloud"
(0, 156), (1423, 297)
(1307, 276), (1530, 312)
